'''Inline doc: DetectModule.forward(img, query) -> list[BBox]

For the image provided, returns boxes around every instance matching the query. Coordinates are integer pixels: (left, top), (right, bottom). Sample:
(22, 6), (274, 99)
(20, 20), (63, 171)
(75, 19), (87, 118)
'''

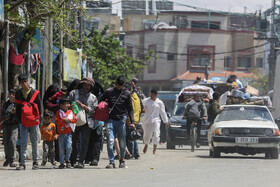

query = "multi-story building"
(123, 11), (266, 95)
(84, 0), (121, 33)
(122, 0), (173, 16)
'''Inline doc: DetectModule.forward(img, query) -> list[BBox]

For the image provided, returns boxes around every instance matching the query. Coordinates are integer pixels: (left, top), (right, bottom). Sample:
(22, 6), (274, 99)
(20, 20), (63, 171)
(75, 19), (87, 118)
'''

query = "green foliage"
(249, 69), (269, 96)
(5, 0), (82, 44)
(74, 26), (152, 89)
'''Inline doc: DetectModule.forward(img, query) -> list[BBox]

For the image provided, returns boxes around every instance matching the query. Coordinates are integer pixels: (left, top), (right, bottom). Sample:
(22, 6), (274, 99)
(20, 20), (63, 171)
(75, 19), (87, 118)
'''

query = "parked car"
(208, 105), (280, 159)
(166, 102), (209, 149)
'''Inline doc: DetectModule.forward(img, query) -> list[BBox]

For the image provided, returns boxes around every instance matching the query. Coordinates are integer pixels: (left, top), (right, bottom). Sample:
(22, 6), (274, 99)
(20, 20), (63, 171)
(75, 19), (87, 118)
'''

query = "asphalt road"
(0, 143), (279, 187)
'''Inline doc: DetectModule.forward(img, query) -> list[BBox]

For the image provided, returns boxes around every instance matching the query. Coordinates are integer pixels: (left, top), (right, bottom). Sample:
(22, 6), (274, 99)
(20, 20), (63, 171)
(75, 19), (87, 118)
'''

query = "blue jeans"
(106, 117), (126, 163)
(58, 134), (72, 164)
(20, 124), (38, 165)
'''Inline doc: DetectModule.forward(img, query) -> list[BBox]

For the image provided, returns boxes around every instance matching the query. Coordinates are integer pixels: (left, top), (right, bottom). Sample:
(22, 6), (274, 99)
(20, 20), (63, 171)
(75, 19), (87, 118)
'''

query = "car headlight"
(221, 128), (230, 136)
(215, 128), (221, 135)
(264, 129), (273, 136)
(170, 123), (181, 128)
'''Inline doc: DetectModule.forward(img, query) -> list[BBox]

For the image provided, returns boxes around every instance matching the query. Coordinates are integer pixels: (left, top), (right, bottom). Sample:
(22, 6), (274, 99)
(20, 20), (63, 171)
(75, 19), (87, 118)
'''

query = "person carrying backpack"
(15, 74), (41, 170)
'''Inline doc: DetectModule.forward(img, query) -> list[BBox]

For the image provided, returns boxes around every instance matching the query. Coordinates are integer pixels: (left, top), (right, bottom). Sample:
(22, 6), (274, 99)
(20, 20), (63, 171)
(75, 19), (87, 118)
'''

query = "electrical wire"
(123, 41), (269, 56)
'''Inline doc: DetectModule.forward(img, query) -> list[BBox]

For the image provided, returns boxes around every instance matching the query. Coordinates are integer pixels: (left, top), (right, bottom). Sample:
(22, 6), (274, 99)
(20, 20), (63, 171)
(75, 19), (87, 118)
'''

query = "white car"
(208, 105), (280, 159)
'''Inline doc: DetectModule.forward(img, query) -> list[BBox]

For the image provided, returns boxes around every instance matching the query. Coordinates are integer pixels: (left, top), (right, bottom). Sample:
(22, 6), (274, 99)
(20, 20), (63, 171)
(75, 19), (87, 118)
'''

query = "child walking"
(40, 110), (58, 166)
(55, 97), (77, 169)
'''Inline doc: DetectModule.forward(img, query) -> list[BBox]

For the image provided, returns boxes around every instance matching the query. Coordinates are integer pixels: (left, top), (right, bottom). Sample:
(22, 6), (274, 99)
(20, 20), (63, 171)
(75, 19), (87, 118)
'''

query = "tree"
(5, 0), (82, 54)
(249, 69), (269, 96)
(70, 25), (153, 88)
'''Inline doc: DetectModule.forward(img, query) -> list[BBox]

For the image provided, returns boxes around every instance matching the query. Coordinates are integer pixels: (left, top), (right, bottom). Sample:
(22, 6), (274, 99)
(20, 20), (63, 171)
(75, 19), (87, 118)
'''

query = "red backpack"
(15, 90), (40, 127)
(94, 101), (110, 122)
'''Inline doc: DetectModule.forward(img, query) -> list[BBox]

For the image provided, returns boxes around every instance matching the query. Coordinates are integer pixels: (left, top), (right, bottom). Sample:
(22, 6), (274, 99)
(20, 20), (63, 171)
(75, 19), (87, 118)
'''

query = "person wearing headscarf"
(69, 77), (98, 168)
(43, 85), (59, 114)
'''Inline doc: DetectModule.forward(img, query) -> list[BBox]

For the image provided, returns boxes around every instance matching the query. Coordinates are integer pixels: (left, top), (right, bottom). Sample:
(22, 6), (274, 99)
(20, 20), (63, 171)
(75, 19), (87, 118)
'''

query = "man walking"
(100, 76), (135, 169)
(142, 90), (169, 154)
(15, 74), (41, 170)
(126, 82), (142, 159)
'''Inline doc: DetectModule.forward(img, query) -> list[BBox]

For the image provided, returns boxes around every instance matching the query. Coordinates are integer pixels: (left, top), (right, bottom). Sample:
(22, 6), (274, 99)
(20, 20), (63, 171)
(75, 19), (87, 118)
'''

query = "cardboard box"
(246, 85), (259, 96)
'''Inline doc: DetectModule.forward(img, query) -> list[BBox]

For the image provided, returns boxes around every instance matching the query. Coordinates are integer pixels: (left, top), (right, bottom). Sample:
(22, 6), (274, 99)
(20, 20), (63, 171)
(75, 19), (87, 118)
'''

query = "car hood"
(214, 120), (278, 129)
(170, 116), (186, 125)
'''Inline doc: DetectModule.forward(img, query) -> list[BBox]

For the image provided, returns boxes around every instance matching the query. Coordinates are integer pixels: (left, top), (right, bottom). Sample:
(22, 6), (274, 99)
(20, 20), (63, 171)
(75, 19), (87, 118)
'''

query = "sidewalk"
(0, 140), (43, 161)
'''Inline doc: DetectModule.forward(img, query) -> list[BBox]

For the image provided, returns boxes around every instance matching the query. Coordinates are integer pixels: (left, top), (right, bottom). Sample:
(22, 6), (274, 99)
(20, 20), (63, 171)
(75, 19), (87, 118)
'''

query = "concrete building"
(122, 0), (173, 16)
(124, 11), (266, 96)
(84, 1), (121, 33)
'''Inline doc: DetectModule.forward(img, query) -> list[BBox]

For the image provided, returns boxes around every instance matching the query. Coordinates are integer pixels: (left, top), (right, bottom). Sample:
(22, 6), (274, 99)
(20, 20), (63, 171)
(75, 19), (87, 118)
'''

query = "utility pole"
(45, 17), (53, 89)
(269, 0), (276, 90)
(26, 41), (31, 83)
(59, 25), (64, 88)
(205, 62), (209, 80)
(79, 1), (84, 49)
(3, 20), (9, 101)
(146, 0), (149, 15)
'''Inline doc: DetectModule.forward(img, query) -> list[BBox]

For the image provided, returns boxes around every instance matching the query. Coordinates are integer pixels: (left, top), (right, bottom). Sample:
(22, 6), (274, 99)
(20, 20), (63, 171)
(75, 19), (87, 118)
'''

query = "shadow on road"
(196, 155), (266, 160)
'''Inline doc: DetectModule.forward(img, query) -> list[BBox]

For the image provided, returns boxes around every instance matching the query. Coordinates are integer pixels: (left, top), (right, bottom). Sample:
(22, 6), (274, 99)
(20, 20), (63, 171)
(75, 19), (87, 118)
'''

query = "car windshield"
(215, 106), (273, 122)
(173, 102), (187, 116)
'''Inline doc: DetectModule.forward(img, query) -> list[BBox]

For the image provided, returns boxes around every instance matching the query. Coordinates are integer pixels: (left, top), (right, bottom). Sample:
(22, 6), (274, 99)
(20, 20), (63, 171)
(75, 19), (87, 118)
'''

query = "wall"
(272, 52), (280, 118)
(123, 15), (157, 31)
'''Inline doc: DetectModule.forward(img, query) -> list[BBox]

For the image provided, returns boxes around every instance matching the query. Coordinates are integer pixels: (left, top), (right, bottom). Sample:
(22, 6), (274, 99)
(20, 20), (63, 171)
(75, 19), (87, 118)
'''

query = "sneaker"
(135, 155), (140, 160)
(75, 162), (84, 169)
(58, 164), (65, 169)
(10, 162), (17, 167)
(125, 154), (133, 160)
(196, 143), (201, 148)
(65, 160), (71, 168)
(32, 162), (39, 170)
(71, 162), (77, 168)
(16, 165), (26, 170)
(41, 161), (47, 166)
(105, 162), (115, 169)
(119, 160), (128, 169)
(90, 160), (98, 166)
(51, 161), (57, 166)
(3, 160), (9, 167)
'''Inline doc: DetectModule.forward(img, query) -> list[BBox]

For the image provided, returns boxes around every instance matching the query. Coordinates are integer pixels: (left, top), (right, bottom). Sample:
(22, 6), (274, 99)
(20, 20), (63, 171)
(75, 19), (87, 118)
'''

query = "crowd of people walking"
(1, 74), (169, 170)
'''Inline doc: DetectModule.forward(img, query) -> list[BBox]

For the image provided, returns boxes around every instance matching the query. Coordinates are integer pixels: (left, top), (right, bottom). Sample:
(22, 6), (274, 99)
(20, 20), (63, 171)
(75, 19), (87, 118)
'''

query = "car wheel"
(209, 149), (213, 157)
(271, 148), (279, 159)
(213, 147), (220, 158)
(166, 140), (176, 149)
(265, 151), (271, 159)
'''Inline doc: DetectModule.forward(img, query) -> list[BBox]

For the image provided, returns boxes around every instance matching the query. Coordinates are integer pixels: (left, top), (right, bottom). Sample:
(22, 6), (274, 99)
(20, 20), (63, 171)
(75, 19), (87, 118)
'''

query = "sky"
(111, 0), (272, 16)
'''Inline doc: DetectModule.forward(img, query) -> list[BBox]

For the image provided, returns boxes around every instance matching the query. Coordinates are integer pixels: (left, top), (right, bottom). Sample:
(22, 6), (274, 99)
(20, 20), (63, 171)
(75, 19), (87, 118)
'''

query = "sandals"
(105, 162), (115, 169)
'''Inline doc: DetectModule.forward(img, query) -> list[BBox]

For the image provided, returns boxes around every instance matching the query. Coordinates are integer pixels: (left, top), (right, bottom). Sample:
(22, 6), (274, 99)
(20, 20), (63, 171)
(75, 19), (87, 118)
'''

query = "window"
(187, 45), (215, 70)
(148, 44), (157, 73)
(224, 57), (231, 68)
(193, 55), (209, 66)
(191, 21), (220, 29)
(256, 58), (263, 68)
(167, 54), (174, 61)
(238, 57), (251, 68)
